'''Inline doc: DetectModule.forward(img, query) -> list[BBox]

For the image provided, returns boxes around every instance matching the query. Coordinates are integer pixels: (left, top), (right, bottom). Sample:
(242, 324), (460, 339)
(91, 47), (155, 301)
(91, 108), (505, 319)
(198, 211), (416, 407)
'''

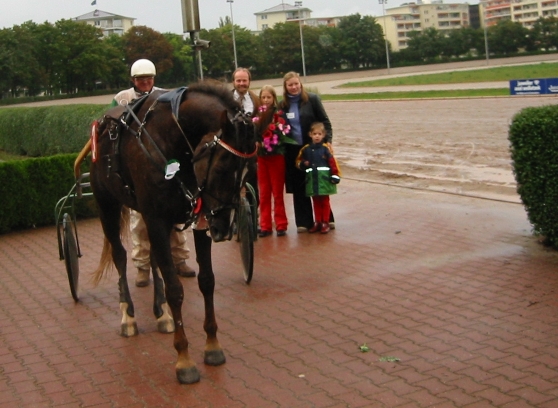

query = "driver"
(111, 59), (162, 107)
(112, 59), (196, 286)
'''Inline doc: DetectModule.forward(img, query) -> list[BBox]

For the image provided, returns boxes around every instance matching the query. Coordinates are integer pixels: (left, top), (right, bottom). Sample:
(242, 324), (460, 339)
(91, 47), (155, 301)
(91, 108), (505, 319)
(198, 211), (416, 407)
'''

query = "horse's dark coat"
(89, 81), (256, 384)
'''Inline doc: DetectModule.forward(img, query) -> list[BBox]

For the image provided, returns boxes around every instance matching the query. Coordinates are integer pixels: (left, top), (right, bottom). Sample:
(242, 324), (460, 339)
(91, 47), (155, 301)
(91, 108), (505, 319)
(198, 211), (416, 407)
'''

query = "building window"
(262, 24), (268, 29)
(261, 14), (267, 20)
(113, 19), (122, 27)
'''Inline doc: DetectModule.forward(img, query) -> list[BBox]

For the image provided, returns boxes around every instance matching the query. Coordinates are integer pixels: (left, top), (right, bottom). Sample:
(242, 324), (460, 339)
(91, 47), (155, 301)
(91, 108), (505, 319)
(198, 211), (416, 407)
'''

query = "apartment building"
(254, 2), (342, 30)
(254, 3), (312, 31)
(480, 0), (558, 28)
(73, 9), (135, 37)
(377, 2), (471, 52)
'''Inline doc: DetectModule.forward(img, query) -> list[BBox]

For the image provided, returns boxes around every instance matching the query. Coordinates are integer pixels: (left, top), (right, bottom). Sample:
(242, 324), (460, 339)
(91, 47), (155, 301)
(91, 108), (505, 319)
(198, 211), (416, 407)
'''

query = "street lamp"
(295, 1), (307, 77)
(227, 0), (238, 69)
(379, 0), (391, 74)
(482, 1), (490, 65)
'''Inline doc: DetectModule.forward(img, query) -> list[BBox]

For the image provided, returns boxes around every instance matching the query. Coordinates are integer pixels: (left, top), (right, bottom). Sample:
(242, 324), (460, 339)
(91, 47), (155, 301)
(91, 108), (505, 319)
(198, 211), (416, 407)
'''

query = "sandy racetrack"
(327, 96), (557, 203)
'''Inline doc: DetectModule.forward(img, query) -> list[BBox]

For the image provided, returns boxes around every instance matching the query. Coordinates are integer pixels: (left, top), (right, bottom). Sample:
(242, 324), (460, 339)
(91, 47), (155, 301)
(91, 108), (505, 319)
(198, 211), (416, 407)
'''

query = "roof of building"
(254, 3), (311, 15)
(73, 9), (134, 21)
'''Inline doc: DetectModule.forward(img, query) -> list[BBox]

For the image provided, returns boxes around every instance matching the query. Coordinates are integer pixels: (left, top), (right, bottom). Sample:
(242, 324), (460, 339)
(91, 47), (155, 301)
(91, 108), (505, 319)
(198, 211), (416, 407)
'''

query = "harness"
(99, 87), (257, 227)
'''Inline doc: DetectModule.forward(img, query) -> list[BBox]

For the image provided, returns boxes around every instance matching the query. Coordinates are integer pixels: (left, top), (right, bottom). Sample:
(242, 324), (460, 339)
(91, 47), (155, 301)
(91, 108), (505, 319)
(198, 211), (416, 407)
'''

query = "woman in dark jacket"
(279, 71), (334, 232)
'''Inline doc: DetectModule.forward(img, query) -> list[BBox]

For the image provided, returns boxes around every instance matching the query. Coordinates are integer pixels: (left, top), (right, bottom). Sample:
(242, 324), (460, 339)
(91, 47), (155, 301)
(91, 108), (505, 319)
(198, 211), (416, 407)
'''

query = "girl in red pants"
(295, 122), (341, 234)
(255, 86), (296, 237)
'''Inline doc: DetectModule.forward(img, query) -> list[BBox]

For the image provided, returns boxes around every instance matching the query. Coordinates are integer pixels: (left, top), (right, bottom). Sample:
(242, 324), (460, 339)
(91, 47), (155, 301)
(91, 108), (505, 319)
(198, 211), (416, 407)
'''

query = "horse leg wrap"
(156, 303), (175, 334)
(119, 302), (139, 337)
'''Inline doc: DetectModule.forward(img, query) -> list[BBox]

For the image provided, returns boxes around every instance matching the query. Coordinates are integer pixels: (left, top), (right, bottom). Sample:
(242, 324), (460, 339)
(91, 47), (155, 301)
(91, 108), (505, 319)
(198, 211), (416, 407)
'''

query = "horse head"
(192, 108), (257, 242)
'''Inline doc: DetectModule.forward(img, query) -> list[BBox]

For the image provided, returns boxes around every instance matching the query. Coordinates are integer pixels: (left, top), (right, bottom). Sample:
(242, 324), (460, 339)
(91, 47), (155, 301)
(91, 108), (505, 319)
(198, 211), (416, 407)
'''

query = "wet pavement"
(1, 179), (558, 407)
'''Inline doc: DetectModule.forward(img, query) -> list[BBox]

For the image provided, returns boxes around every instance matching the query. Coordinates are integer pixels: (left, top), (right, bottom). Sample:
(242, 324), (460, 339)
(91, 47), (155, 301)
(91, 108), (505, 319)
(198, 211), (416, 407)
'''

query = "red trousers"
(258, 155), (288, 232)
(311, 195), (331, 223)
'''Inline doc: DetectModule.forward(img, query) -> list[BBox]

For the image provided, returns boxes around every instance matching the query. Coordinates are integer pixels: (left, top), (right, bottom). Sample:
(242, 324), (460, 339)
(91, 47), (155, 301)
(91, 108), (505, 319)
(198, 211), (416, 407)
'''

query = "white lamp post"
(379, 0), (391, 74)
(227, 0), (238, 69)
(482, 1), (490, 65)
(295, 1), (307, 77)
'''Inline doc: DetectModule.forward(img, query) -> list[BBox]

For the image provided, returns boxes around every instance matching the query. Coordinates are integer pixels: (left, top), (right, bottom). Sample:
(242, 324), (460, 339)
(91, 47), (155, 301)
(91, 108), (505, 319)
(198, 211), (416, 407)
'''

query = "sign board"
(510, 78), (558, 95)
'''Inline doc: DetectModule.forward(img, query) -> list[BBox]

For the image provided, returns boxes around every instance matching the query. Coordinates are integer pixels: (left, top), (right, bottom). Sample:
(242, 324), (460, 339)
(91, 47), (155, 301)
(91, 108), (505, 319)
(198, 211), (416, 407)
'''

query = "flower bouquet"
(254, 106), (297, 155)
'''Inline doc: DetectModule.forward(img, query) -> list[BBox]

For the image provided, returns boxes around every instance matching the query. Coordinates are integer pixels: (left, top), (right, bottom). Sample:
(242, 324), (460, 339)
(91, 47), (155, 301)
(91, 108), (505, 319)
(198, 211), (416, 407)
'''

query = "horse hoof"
(120, 322), (138, 337)
(204, 349), (226, 366)
(176, 366), (201, 384)
(157, 319), (175, 334)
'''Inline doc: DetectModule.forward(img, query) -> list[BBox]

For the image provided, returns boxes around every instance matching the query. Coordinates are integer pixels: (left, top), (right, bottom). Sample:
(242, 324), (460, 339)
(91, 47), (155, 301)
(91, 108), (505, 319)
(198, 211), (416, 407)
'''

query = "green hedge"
(0, 104), (107, 156)
(509, 104), (558, 246)
(0, 155), (96, 233)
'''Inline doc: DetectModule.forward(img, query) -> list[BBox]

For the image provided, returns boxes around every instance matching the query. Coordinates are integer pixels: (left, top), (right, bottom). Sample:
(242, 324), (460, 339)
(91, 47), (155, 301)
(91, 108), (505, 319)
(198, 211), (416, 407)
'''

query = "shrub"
(0, 105), (107, 156)
(509, 104), (558, 246)
(0, 155), (96, 233)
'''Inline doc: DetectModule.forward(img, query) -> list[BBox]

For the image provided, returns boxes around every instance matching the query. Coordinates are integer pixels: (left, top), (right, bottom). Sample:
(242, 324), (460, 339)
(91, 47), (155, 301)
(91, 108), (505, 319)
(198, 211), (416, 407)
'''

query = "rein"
(122, 93), (256, 224)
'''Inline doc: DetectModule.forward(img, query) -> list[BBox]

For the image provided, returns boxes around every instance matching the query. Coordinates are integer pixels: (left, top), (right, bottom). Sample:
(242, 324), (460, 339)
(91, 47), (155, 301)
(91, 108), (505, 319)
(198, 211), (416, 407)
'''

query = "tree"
(531, 16), (558, 51)
(0, 24), (43, 97)
(259, 23), (305, 76)
(441, 27), (478, 58)
(337, 14), (386, 69)
(53, 19), (112, 93)
(101, 34), (128, 90)
(159, 33), (195, 86)
(409, 27), (447, 61)
(488, 20), (530, 55)
(122, 26), (174, 76)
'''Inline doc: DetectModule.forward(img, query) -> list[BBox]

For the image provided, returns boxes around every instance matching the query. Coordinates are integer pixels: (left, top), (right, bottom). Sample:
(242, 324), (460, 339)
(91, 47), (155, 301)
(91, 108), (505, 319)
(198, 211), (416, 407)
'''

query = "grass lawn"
(339, 62), (558, 88)
(321, 88), (512, 100)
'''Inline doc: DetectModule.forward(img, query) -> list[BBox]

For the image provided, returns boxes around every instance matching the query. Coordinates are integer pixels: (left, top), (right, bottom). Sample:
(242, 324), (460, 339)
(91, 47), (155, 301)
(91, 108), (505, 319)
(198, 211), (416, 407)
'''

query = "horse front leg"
(150, 255), (174, 334)
(193, 228), (226, 367)
(147, 222), (200, 384)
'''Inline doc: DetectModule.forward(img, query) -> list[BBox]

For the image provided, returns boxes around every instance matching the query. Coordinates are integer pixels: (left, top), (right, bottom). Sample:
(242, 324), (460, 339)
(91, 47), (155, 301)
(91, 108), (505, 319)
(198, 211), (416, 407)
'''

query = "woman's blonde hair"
(281, 71), (308, 109)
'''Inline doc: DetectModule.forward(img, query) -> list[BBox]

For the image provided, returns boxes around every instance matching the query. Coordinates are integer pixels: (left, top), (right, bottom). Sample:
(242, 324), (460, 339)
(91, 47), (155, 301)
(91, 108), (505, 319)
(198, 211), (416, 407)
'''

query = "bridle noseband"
(191, 109), (257, 218)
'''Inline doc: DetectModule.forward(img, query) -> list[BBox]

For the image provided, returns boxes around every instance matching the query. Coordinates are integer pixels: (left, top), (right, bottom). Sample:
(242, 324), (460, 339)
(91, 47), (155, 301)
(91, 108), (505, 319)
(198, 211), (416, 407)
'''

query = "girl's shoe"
(308, 222), (321, 233)
(258, 230), (272, 238)
(276, 230), (287, 237)
(320, 222), (331, 234)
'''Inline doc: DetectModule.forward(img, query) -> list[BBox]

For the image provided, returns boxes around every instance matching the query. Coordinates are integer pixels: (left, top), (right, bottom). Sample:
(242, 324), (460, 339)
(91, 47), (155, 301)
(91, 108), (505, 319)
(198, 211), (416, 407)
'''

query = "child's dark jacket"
(295, 142), (341, 197)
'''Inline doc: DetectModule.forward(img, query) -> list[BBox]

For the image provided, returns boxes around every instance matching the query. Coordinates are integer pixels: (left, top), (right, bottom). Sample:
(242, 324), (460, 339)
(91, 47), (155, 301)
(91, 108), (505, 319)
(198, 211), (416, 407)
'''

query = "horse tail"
(91, 236), (113, 287)
(91, 207), (131, 287)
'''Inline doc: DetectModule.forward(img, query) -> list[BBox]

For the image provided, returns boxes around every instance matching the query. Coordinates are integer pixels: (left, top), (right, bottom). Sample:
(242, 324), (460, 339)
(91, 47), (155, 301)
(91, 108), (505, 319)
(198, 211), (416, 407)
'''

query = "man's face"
(133, 76), (154, 93)
(233, 71), (250, 95)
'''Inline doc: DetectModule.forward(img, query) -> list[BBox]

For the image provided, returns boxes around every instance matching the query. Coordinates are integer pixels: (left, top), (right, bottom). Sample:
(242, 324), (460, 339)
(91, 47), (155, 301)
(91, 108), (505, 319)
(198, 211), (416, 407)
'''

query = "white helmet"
(130, 59), (156, 77)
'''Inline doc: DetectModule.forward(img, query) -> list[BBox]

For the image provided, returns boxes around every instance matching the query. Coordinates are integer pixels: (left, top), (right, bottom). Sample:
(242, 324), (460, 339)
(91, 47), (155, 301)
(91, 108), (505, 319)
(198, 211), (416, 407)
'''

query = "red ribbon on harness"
(193, 198), (203, 214)
(90, 120), (99, 163)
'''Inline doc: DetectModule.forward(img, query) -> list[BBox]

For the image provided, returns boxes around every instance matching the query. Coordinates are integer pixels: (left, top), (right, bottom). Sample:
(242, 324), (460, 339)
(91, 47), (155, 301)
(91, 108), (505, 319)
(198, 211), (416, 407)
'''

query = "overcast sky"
(1, 0), (477, 34)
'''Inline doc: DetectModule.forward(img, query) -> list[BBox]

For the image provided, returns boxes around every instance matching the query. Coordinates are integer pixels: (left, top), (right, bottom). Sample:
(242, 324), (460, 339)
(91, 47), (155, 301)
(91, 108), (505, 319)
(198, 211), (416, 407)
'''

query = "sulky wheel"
(62, 213), (80, 301)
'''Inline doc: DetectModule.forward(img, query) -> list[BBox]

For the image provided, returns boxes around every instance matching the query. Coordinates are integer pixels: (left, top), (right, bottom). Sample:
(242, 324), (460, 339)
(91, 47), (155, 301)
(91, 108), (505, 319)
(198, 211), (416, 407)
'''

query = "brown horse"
(89, 81), (256, 384)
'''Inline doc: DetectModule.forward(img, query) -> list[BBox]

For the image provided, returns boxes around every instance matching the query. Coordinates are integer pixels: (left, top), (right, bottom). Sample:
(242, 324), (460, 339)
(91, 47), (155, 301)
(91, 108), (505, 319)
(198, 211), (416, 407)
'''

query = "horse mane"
(187, 80), (241, 112)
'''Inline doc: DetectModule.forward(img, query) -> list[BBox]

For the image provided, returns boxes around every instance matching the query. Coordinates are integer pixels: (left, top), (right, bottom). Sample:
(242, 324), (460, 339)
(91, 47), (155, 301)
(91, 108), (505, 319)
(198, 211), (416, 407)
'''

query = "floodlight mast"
(181, 0), (210, 80)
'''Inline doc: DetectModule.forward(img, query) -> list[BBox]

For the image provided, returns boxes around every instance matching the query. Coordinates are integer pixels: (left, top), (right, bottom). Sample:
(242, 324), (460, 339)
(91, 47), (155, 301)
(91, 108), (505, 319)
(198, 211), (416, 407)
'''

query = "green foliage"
(509, 105), (558, 246)
(122, 26), (174, 75)
(0, 105), (107, 156)
(489, 20), (530, 55)
(341, 62), (558, 87)
(337, 14), (386, 69)
(532, 16), (558, 51)
(0, 154), (96, 233)
(2, 12), (558, 95)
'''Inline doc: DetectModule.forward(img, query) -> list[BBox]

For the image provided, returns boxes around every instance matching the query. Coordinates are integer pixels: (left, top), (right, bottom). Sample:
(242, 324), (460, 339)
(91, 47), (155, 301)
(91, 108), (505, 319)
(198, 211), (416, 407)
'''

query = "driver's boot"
(135, 267), (150, 287)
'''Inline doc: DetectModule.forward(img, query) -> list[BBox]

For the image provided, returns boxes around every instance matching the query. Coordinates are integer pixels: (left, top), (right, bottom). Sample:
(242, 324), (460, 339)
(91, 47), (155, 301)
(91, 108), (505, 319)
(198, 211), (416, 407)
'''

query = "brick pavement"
(1, 179), (558, 407)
